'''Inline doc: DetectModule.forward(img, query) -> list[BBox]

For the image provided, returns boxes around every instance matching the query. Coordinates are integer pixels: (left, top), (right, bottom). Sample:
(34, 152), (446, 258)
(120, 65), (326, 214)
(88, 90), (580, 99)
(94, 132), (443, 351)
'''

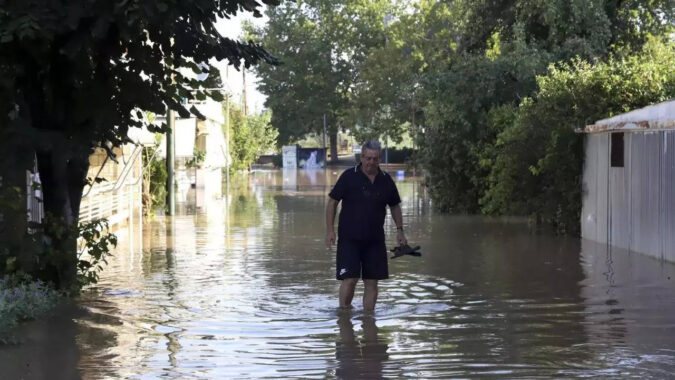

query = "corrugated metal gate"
(582, 131), (675, 262)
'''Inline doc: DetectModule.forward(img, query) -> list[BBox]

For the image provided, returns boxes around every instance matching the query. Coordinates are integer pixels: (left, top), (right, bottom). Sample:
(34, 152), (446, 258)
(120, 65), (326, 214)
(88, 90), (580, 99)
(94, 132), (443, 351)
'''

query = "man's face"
(360, 148), (380, 174)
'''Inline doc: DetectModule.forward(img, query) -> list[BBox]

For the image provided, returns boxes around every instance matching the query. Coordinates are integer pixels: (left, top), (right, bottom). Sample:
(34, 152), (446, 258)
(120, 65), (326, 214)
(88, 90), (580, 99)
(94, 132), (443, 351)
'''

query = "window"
(610, 132), (624, 168)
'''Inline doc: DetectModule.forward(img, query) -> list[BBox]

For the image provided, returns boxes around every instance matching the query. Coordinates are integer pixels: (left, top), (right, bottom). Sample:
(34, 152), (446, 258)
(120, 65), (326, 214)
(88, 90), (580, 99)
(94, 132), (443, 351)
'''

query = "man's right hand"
(325, 230), (336, 248)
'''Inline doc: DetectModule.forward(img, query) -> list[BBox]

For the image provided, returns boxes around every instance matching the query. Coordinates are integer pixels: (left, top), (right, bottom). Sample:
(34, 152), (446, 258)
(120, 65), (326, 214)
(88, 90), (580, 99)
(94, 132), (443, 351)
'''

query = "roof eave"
(581, 120), (675, 134)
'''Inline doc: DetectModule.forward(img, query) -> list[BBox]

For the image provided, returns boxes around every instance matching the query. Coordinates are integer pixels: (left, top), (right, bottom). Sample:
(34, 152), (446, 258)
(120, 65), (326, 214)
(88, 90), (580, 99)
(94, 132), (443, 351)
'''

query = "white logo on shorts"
(339, 268), (347, 276)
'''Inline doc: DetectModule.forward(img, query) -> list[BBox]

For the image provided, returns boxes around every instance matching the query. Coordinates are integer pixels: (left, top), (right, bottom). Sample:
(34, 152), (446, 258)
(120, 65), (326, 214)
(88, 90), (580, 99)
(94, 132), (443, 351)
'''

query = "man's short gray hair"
(362, 140), (382, 152)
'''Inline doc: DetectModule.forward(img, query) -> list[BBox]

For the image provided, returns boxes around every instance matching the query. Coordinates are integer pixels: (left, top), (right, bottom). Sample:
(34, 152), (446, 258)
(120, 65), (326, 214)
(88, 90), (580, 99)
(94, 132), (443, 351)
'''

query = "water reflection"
(335, 312), (389, 379)
(578, 240), (675, 377)
(1, 169), (674, 379)
(0, 303), (81, 380)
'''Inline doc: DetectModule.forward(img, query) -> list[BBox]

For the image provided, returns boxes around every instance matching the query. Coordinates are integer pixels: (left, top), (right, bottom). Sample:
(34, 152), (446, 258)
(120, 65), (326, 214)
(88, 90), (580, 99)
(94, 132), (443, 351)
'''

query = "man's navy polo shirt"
(329, 164), (401, 241)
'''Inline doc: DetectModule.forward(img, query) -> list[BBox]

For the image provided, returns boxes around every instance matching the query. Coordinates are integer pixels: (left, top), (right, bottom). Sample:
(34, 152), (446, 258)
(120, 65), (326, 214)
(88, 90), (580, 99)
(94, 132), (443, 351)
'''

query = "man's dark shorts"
(336, 239), (388, 280)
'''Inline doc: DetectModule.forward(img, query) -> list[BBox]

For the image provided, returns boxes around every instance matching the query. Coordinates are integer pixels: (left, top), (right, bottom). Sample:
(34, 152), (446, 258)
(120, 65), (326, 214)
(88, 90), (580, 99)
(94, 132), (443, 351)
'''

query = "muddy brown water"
(2, 169), (675, 379)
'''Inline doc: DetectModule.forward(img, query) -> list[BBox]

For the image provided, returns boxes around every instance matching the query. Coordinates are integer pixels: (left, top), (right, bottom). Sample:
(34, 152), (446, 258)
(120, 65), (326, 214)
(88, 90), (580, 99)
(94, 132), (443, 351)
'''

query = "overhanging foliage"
(0, 0), (280, 289)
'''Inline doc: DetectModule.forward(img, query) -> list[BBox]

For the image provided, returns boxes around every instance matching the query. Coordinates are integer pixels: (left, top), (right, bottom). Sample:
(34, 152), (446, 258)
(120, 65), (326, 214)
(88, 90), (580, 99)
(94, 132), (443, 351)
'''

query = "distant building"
(581, 100), (675, 262)
(156, 99), (230, 209)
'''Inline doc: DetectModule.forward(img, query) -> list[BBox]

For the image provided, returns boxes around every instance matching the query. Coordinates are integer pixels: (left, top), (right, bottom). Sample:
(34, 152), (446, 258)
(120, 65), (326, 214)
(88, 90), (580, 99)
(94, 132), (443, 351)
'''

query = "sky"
(214, 10), (269, 114)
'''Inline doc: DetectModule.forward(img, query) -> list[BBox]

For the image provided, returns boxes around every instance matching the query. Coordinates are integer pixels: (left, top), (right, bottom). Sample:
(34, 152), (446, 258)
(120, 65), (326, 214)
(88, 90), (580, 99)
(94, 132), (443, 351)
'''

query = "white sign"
(282, 145), (297, 168)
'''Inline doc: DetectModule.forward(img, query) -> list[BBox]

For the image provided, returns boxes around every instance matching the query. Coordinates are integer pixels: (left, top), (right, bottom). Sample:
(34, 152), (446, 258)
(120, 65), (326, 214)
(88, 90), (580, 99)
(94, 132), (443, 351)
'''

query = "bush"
(143, 146), (167, 214)
(76, 219), (117, 288)
(481, 37), (675, 234)
(272, 154), (282, 168)
(0, 275), (61, 343)
(383, 148), (414, 164)
(228, 107), (278, 172)
(419, 46), (548, 213)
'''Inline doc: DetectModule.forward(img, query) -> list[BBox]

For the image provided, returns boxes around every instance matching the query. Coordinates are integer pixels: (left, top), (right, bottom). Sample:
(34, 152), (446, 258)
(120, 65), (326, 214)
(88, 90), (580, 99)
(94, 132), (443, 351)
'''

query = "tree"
(247, 0), (394, 161)
(345, 0), (453, 143)
(415, 0), (674, 217)
(0, 0), (279, 290)
(481, 37), (675, 233)
(227, 107), (278, 171)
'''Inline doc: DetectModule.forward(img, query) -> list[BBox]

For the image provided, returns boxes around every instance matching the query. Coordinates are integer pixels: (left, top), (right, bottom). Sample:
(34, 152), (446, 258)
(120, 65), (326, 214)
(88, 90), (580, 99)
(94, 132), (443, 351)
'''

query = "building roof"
(583, 99), (675, 133)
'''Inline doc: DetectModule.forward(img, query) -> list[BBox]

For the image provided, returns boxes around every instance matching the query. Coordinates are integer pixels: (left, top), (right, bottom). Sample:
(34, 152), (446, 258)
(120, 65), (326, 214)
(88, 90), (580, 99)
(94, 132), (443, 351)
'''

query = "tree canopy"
(414, 0), (674, 229)
(246, 0), (396, 159)
(227, 106), (278, 171)
(252, 0), (674, 234)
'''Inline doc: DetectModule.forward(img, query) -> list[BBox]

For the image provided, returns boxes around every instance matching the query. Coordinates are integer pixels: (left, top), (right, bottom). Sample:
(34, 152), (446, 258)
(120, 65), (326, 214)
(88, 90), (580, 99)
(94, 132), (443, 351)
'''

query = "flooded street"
(2, 169), (675, 379)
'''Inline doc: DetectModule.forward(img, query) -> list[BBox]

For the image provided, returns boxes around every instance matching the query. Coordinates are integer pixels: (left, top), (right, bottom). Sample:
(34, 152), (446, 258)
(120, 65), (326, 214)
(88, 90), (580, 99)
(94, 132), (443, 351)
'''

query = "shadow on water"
(1, 169), (675, 378)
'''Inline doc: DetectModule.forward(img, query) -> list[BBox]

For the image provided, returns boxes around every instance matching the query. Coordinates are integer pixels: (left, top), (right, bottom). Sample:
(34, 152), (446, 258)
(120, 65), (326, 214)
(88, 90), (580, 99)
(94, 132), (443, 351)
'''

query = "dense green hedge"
(421, 38), (675, 234)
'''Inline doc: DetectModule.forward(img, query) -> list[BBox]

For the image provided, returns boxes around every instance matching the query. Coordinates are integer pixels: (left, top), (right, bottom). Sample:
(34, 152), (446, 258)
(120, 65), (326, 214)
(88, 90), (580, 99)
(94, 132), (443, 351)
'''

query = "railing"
(26, 143), (144, 227)
(79, 144), (143, 225)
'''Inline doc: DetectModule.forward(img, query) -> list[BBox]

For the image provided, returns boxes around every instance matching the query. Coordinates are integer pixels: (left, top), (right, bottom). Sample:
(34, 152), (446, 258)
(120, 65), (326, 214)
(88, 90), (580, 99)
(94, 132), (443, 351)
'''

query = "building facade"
(157, 99), (230, 211)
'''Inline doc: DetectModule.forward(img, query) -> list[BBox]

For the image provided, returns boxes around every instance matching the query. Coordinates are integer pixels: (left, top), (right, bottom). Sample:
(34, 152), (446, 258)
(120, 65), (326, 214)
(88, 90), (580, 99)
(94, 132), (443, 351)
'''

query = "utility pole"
(412, 88), (416, 177)
(225, 67), (231, 192)
(323, 113), (327, 164)
(224, 92), (231, 193)
(242, 68), (248, 116)
(166, 108), (175, 216)
(383, 13), (394, 170)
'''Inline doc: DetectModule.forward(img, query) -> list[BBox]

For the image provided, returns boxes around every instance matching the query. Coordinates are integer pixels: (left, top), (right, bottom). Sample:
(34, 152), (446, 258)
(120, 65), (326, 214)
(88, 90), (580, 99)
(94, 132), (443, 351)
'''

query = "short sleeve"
(329, 171), (348, 201)
(387, 176), (401, 206)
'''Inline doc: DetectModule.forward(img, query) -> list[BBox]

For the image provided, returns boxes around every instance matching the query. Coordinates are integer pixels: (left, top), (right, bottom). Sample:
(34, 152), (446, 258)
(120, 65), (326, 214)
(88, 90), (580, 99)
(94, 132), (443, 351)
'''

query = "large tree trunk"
(0, 161), (29, 268)
(0, 130), (39, 274)
(36, 149), (89, 291)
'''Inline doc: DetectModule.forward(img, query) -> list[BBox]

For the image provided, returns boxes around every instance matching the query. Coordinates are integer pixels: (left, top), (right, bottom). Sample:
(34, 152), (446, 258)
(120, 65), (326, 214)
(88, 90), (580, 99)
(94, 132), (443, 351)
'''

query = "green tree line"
(250, 0), (674, 234)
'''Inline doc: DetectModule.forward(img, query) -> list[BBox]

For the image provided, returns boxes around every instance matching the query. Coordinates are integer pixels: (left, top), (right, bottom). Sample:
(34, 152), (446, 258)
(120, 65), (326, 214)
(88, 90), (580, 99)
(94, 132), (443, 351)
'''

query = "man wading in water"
(325, 140), (407, 311)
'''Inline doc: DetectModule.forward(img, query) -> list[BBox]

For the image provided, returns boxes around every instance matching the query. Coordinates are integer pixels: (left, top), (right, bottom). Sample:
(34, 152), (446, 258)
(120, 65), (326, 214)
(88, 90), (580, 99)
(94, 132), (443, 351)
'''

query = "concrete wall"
(582, 131), (675, 262)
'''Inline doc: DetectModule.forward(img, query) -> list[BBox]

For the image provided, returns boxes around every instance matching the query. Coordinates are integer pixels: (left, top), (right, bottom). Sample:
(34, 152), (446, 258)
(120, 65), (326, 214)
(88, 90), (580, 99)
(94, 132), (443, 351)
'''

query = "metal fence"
(26, 144), (143, 229)
(582, 131), (675, 262)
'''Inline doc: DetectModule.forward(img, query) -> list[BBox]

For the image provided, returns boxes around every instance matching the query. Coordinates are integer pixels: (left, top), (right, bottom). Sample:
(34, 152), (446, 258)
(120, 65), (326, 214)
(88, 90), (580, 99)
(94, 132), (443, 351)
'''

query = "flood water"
(2, 168), (675, 379)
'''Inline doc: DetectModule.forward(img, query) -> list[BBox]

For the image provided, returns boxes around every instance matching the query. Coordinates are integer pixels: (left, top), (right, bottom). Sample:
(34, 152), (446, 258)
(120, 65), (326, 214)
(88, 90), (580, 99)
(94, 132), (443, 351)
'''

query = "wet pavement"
(1, 168), (675, 379)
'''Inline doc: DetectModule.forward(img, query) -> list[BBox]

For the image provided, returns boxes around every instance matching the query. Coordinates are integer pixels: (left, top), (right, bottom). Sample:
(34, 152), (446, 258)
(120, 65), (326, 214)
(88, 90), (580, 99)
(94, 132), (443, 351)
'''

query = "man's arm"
(390, 203), (407, 245)
(325, 197), (339, 248)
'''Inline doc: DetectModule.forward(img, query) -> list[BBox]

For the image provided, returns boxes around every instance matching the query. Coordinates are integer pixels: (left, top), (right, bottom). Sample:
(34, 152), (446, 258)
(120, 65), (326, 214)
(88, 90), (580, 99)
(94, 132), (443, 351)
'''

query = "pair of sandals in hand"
(390, 244), (422, 259)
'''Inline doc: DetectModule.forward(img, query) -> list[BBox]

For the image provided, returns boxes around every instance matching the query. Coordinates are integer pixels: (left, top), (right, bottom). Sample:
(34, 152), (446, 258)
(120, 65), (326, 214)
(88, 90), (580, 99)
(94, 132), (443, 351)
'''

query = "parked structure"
(581, 100), (675, 262)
